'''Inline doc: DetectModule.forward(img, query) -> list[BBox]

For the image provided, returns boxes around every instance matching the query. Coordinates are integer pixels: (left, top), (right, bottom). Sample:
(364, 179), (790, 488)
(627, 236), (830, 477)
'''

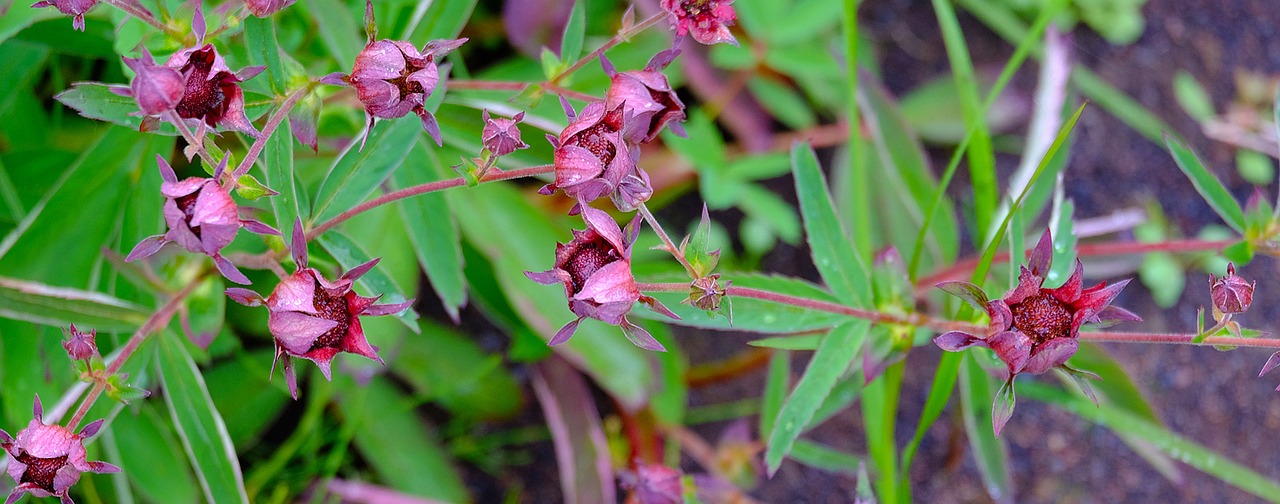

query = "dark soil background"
(677, 1), (1280, 503)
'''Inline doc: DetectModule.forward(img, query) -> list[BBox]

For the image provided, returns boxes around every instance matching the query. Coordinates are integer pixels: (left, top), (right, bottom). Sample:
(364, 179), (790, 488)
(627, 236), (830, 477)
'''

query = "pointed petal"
(1005, 267), (1042, 304)
(1260, 351), (1280, 377)
(579, 204), (626, 253)
(78, 419), (104, 438)
(320, 72), (348, 86)
(935, 281), (989, 311)
(1052, 260), (1084, 303)
(193, 3), (207, 43)
(363, 300), (414, 317)
(225, 288), (265, 307)
(241, 218), (281, 235)
(1027, 228), (1053, 277)
(340, 257), (381, 282)
(284, 360), (299, 399)
(88, 461), (122, 474)
(987, 330), (1033, 374)
(1023, 338), (1079, 375)
(526, 268), (569, 286)
(125, 235), (168, 262)
(599, 51), (617, 77)
(559, 94), (576, 120)
(237, 66), (266, 82)
(548, 318), (582, 346)
(576, 261), (639, 305)
(316, 357), (334, 381)
(417, 108), (443, 146)
(291, 218), (308, 268)
(640, 295), (679, 320)
(33, 394), (43, 421)
(213, 254), (251, 285)
(932, 331), (986, 352)
(1076, 278), (1132, 313)
(992, 377), (1017, 437)
(157, 154), (178, 183)
(621, 319), (667, 351)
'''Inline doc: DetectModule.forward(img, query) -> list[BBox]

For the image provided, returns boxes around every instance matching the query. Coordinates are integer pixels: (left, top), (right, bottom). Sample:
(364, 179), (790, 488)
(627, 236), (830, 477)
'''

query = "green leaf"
(243, 17), (287, 94)
(559, 1), (586, 63)
(205, 351), (288, 450)
(748, 76), (817, 129)
(393, 140), (467, 321)
(54, 83), (177, 135)
(0, 276), (148, 331)
(336, 375), (469, 502)
(311, 118), (420, 222)
(531, 355), (615, 504)
(749, 335), (823, 350)
(405, 0), (478, 39)
(635, 272), (853, 334)
(765, 320), (868, 474)
(316, 229), (420, 331)
(1165, 135), (1246, 233)
(760, 349), (791, 436)
(263, 115), (304, 231)
(110, 403), (202, 504)
(0, 41), (49, 119)
(391, 319), (523, 420)
(1022, 382), (1280, 503)
(155, 333), (249, 504)
(1236, 149), (1274, 186)
(791, 142), (870, 306)
(1173, 71), (1216, 121)
(308, 0), (361, 69)
(959, 354), (1014, 503)
(789, 439), (862, 475)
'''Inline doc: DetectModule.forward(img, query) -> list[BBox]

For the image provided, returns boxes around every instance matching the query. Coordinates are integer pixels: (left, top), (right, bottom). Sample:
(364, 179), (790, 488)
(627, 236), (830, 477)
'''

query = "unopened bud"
(1210, 263), (1254, 314)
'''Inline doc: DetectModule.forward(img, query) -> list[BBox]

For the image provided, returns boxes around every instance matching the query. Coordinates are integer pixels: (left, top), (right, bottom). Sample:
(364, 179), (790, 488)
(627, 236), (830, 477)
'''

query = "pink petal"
(1260, 351), (1280, 377)
(125, 235), (168, 262)
(1027, 229), (1054, 277)
(987, 330), (1033, 374)
(88, 461), (121, 474)
(932, 331), (986, 352)
(1023, 338), (1078, 375)
(576, 261), (639, 305)
(548, 317), (582, 346)
(319, 72), (348, 86)
(270, 311), (338, 354)
(579, 205), (626, 253)
(77, 419), (103, 439)
(268, 272), (318, 314)
(241, 218), (280, 235)
(363, 300), (413, 317)
(213, 254), (250, 285)
(340, 257), (381, 282)
(290, 218), (308, 268)
(1052, 260), (1084, 303)
(225, 288), (265, 307)
(620, 319), (666, 351)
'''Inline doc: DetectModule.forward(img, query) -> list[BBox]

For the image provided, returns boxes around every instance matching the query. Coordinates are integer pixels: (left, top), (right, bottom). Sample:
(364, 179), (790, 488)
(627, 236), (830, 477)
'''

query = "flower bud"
(539, 102), (645, 209)
(481, 110), (529, 157)
(687, 274), (727, 311)
(1210, 263), (1254, 314)
(62, 324), (98, 361)
(122, 50), (184, 116)
(2, 396), (120, 503)
(603, 50), (686, 144)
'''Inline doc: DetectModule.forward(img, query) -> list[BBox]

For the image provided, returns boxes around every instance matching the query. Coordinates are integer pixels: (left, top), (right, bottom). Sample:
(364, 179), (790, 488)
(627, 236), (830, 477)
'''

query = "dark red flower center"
(384, 51), (430, 101)
(175, 49), (231, 126)
(563, 238), (619, 293)
(174, 192), (203, 239)
(17, 451), (68, 493)
(309, 280), (352, 351)
(570, 123), (618, 164)
(1009, 291), (1073, 345)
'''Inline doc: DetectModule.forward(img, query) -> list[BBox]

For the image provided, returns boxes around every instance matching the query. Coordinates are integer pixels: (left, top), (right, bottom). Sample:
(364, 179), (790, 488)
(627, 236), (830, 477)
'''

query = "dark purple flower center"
(563, 238), (618, 293)
(309, 280), (352, 351)
(17, 451), (68, 493)
(175, 48), (231, 126)
(382, 50), (430, 100)
(174, 192), (203, 239)
(1009, 291), (1072, 345)
(570, 123), (618, 164)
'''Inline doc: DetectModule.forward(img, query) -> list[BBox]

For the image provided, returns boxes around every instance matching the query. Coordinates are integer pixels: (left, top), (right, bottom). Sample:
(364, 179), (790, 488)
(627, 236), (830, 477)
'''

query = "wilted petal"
(987, 330), (1033, 374)
(125, 235), (168, 262)
(621, 319), (666, 352)
(1023, 337), (1078, 375)
(932, 331), (987, 352)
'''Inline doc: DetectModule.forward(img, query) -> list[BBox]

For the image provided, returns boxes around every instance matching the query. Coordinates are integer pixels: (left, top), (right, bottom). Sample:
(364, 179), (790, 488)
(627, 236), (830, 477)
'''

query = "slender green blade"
(243, 16), (287, 94)
(311, 118), (420, 222)
(1165, 135), (1246, 233)
(960, 354), (1014, 504)
(559, 1), (586, 63)
(760, 349), (791, 436)
(0, 276), (148, 331)
(110, 403), (202, 504)
(156, 333), (249, 504)
(263, 115), (303, 232)
(790, 439), (862, 475)
(791, 142), (870, 306)
(765, 320), (868, 474)
(307, 0), (361, 69)
(394, 140), (467, 322)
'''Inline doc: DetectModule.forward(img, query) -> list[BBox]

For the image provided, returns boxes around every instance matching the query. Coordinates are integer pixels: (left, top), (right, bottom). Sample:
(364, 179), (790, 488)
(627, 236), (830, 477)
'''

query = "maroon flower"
(30, 0), (97, 31)
(539, 100), (652, 211)
(525, 205), (678, 351)
(602, 49), (687, 144)
(244, 0), (294, 17)
(61, 324), (97, 361)
(1, 396), (120, 504)
(225, 221), (413, 399)
(163, 44), (264, 136)
(933, 230), (1139, 434)
(320, 1), (464, 149)
(126, 155), (279, 285)
(660, 0), (738, 46)
(481, 110), (529, 157)
(1210, 263), (1254, 315)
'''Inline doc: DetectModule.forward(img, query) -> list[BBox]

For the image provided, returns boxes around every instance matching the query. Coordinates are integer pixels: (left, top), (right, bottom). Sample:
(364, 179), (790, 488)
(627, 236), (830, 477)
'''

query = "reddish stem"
(636, 203), (698, 278)
(228, 87), (311, 185)
(550, 12), (668, 85)
(66, 280), (203, 430)
(306, 164), (555, 240)
(446, 79), (600, 102)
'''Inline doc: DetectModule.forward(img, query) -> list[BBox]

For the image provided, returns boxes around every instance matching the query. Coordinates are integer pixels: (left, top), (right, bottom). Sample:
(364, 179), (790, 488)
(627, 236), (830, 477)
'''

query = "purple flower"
(225, 221), (413, 399)
(244, 0), (295, 17)
(320, 1), (465, 149)
(602, 50), (687, 144)
(30, 0), (98, 31)
(62, 324), (97, 361)
(525, 205), (678, 351)
(481, 110), (529, 157)
(1, 396), (120, 504)
(619, 462), (683, 504)
(660, 0), (738, 46)
(125, 155), (279, 285)
(539, 101), (652, 211)
(933, 229), (1139, 434)
(1210, 263), (1254, 315)
(163, 44), (264, 136)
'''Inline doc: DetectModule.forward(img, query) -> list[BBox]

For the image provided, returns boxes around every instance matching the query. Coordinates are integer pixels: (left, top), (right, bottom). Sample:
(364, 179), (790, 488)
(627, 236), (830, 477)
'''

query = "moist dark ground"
(485, 2), (1280, 503)
(681, 1), (1280, 503)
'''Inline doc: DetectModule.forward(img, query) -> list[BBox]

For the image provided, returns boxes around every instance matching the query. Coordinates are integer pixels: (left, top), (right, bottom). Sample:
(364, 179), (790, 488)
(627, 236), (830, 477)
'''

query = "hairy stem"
(550, 12), (668, 85)
(306, 164), (556, 240)
(66, 279), (203, 430)
(102, 0), (174, 36)
(446, 79), (600, 102)
(164, 110), (217, 167)
(227, 86), (311, 185)
(636, 203), (699, 278)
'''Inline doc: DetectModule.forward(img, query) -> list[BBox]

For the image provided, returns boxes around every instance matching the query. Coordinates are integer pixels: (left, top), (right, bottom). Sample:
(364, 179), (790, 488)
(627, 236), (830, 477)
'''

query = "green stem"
(637, 202), (699, 278)
(844, 0), (872, 259)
